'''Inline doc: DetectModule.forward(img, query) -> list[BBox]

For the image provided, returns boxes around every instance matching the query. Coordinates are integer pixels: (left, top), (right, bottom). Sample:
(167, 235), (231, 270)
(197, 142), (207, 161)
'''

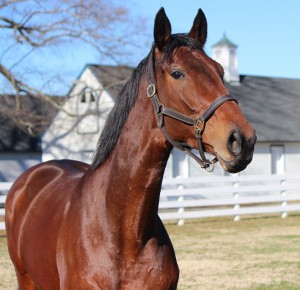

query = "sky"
(127, 0), (300, 79)
(2, 0), (300, 95)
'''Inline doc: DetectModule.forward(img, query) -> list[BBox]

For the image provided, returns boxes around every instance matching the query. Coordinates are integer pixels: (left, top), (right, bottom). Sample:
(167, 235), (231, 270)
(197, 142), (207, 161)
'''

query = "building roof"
(226, 75), (300, 142)
(88, 64), (133, 99)
(0, 116), (41, 152)
(0, 94), (63, 152)
(213, 33), (237, 48)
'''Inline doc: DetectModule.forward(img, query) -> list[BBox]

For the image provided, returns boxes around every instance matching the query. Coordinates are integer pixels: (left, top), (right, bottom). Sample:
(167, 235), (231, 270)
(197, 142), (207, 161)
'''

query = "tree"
(0, 0), (147, 136)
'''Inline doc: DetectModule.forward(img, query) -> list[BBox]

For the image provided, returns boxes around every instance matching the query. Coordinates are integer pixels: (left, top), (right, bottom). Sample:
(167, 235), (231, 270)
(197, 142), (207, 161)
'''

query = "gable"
(68, 64), (133, 101)
(88, 64), (132, 98)
(42, 66), (120, 162)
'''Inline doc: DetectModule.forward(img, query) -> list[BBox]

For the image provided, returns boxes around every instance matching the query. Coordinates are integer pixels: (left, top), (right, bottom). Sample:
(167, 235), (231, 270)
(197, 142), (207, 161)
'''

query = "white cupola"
(212, 33), (239, 84)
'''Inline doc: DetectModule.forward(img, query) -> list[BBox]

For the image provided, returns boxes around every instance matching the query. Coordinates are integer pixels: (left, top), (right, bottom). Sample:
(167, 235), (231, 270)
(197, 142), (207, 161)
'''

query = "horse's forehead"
(165, 46), (225, 93)
(168, 46), (213, 67)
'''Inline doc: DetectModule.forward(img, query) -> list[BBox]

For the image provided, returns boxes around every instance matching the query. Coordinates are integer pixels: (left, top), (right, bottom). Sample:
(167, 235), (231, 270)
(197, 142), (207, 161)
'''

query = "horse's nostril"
(227, 130), (244, 156)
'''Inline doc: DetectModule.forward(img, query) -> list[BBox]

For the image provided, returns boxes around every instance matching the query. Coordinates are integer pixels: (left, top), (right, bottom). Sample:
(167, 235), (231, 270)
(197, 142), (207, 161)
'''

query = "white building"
(42, 65), (131, 162)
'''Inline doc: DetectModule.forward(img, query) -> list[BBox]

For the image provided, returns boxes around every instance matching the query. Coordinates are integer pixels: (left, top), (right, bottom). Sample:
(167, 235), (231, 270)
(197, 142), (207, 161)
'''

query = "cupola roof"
(213, 33), (237, 48)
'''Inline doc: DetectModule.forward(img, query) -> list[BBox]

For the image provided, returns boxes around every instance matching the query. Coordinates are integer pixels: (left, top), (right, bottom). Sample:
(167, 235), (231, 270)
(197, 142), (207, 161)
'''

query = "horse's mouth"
(216, 153), (252, 174)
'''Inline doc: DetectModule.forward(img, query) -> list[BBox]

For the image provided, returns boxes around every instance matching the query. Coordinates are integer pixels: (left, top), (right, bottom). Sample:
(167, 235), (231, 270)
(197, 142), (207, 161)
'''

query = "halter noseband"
(147, 83), (238, 172)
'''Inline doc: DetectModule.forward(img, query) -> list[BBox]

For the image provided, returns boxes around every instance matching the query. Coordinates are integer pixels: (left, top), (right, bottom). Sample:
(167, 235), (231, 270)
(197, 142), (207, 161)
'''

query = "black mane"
(91, 50), (155, 169)
(91, 35), (202, 169)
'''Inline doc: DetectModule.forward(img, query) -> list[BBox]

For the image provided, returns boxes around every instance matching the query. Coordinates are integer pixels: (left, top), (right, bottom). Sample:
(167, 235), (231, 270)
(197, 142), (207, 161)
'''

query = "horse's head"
(150, 8), (256, 173)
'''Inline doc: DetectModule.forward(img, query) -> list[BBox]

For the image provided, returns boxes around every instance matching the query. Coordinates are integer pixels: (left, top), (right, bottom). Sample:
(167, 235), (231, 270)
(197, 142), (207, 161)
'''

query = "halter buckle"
(147, 84), (156, 98)
(195, 119), (204, 134)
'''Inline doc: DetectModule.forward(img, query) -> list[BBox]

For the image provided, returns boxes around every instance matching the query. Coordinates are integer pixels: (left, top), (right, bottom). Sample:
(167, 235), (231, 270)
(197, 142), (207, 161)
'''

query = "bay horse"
(5, 8), (256, 290)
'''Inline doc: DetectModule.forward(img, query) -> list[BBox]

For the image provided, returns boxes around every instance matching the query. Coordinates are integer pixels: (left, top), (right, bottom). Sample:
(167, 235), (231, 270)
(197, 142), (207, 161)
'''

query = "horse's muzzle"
(219, 129), (257, 173)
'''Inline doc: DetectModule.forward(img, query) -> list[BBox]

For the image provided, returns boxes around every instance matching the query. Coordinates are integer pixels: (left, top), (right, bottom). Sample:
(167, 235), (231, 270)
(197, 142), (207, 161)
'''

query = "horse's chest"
(115, 239), (179, 289)
(59, 238), (178, 289)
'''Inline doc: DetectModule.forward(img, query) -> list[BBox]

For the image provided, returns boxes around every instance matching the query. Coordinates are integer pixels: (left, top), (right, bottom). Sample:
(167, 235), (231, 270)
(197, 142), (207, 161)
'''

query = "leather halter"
(147, 83), (238, 172)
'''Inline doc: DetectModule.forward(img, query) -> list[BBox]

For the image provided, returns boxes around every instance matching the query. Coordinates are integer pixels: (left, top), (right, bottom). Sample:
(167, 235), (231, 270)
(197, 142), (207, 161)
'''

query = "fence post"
(0, 182), (13, 231)
(173, 150), (189, 226)
(177, 184), (185, 226)
(233, 177), (240, 221)
(280, 177), (287, 218)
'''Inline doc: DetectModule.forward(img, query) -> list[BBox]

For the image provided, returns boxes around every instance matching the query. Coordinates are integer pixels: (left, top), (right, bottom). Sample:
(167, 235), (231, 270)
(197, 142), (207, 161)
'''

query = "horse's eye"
(171, 70), (184, 80)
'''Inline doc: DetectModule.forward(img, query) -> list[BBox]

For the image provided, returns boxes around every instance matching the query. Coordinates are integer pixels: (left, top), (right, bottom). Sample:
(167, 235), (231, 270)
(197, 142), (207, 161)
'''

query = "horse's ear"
(154, 7), (172, 51)
(188, 9), (207, 47)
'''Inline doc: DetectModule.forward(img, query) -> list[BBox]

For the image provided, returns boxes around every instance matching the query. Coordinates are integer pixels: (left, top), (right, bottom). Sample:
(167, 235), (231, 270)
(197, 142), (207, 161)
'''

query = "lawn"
(1, 214), (300, 289)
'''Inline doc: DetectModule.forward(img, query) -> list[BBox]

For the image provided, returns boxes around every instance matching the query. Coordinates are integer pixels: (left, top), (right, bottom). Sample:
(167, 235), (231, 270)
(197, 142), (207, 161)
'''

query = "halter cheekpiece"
(147, 83), (238, 172)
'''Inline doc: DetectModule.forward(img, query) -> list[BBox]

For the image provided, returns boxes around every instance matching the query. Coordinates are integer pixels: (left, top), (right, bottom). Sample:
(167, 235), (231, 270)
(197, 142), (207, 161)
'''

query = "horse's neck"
(87, 82), (171, 243)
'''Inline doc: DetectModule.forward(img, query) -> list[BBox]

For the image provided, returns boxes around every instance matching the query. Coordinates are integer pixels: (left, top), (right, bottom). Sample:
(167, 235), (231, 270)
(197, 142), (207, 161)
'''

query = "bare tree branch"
(0, 0), (146, 136)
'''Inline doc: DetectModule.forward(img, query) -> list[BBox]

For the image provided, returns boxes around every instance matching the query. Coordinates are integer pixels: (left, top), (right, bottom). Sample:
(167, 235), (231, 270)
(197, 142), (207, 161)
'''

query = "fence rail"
(159, 174), (300, 224)
(1, 175), (300, 229)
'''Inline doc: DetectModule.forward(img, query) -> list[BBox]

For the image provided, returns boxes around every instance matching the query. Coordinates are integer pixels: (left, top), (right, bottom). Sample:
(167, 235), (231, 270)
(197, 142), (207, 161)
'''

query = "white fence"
(1, 175), (300, 230)
(0, 182), (12, 230)
(160, 174), (300, 224)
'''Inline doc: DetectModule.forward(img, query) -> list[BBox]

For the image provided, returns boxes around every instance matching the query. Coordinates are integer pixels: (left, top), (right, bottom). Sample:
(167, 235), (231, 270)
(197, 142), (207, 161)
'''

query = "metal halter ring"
(147, 84), (156, 98)
(204, 159), (215, 172)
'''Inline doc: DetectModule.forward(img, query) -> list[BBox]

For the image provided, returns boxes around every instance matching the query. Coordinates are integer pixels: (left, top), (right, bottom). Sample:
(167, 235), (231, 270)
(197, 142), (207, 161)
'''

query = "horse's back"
(5, 159), (89, 288)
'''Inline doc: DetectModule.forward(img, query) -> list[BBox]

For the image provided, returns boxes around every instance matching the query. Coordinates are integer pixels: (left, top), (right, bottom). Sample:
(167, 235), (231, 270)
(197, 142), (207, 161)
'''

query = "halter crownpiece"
(147, 83), (238, 172)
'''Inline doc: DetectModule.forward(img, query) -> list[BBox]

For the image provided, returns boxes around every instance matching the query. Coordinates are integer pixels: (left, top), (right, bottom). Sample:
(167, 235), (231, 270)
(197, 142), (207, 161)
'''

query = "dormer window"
(76, 87), (99, 134)
(80, 88), (97, 103)
(90, 92), (96, 102)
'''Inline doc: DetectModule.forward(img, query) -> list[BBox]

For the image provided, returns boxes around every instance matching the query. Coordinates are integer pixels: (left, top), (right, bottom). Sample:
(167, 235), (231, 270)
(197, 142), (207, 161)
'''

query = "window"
(80, 89), (96, 103)
(77, 87), (99, 134)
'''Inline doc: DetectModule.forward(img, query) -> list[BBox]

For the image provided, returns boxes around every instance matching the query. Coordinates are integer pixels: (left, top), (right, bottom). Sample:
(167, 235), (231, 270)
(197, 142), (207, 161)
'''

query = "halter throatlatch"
(147, 83), (238, 172)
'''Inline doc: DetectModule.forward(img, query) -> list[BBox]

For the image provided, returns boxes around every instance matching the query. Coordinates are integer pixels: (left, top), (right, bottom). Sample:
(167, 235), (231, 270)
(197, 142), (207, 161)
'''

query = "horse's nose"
(227, 129), (245, 156)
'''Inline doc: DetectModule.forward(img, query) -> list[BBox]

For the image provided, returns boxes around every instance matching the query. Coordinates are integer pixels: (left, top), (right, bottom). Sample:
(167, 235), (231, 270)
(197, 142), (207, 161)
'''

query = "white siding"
(240, 142), (300, 176)
(164, 152), (173, 179)
(240, 143), (271, 175)
(165, 142), (300, 178)
(76, 89), (99, 134)
(271, 145), (285, 174)
(285, 142), (300, 174)
(212, 43), (239, 83)
(42, 67), (114, 163)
